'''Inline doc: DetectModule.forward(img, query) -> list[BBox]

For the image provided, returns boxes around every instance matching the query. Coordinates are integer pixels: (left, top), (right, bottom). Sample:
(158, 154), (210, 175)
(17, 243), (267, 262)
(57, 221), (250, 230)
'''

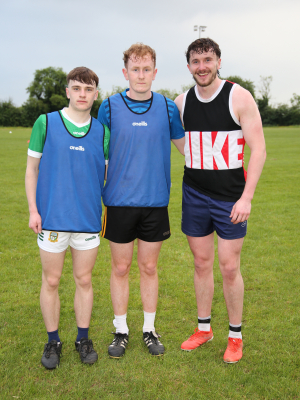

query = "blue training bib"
(36, 111), (105, 233)
(103, 92), (171, 207)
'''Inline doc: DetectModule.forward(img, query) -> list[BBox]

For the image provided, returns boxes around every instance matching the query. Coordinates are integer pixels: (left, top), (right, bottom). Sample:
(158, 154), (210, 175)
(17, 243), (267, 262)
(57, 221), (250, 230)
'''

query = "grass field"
(0, 126), (299, 399)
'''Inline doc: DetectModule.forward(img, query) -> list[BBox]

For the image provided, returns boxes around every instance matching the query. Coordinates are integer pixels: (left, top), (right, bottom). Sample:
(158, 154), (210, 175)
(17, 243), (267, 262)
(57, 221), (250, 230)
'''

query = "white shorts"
(37, 230), (100, 253)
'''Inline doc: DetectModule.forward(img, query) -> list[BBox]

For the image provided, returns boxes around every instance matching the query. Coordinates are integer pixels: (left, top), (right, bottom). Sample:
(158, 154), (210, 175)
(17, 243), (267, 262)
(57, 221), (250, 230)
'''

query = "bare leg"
(187, 234), (215, 318)
(40, 249), (66, 332)
(71, 246), (99, 328)
(137, 240), (162, 313)
(218, 237), (244, 325)
(110, 241), (134, 315)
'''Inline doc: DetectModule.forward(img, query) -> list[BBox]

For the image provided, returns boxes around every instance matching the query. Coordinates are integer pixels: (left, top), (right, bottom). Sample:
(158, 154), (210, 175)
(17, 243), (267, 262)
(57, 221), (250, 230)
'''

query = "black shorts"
(101, 206), (171, 243)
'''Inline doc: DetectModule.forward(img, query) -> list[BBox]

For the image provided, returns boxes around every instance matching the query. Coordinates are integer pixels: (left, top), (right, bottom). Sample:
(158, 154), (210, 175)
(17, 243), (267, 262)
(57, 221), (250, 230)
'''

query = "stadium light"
(194, 25), (207, 38)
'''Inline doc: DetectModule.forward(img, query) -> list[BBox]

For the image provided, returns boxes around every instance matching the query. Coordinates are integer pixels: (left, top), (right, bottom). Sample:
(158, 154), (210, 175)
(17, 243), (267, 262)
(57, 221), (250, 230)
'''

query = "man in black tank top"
(175, 38), (266, 363)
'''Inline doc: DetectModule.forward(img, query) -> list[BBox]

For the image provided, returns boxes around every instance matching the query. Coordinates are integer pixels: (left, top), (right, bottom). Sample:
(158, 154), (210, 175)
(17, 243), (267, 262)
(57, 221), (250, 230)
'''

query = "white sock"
(143, 311), (156, 333)
(229, 323), (242, 339)
(113, 313), (129, 335)
(198, 315), (211, 331)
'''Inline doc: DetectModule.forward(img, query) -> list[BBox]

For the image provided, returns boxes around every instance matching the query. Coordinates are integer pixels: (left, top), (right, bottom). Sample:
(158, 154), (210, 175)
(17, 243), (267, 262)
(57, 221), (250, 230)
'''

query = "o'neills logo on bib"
(185, 130), (245, 170)
(132, 121), (147, 126)
(70, 145), (85, 151)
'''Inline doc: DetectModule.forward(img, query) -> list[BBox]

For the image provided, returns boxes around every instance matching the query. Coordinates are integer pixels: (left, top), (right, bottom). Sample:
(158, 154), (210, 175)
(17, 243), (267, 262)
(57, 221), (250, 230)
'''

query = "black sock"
(47, 329), (60, 343)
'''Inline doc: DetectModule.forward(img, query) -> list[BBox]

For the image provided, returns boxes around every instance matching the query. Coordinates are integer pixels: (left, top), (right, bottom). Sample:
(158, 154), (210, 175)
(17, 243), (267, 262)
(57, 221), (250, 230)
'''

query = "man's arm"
(170, 97), (185, 155)
(230, 86), (266, 224)
(174, 93), (185, 124)
(171, 137), (185, 155)
(25, 156), (42, 233)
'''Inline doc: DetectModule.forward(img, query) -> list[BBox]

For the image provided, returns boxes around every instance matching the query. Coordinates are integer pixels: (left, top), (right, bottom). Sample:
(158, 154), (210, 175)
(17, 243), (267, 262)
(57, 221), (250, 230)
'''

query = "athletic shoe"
(223, 337), (243, 363)
(75, 337), (98, 364)
(108, 333), (129, 358)
(143, 331), (165, 356)
(181, 327), (213, 351)
(41, 340), (62, 369)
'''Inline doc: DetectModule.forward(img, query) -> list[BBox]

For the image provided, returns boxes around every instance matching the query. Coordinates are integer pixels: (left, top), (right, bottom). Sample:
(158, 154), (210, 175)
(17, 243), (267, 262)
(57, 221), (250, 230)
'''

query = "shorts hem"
(137, 234), (171, 243)
(216, 232), (247, 240)
(182, 228), (214, 238)
(70, 241), (100, 250)
(38, 243), (68, 253)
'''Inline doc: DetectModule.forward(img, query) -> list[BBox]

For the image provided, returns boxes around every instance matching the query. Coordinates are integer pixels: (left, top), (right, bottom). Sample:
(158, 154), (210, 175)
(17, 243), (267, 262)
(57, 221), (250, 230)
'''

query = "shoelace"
(147, 332), (161, 345)
(111, 333), (127, 346)
(80, 340), (93, 357)
(45, 342), (62, 358)
(228, 339), (241, 352)
(189, 328), (200, 339)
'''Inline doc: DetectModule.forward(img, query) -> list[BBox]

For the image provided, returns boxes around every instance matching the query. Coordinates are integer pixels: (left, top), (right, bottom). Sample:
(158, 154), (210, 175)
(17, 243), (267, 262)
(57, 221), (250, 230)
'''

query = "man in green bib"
(25, 67), (108, 369)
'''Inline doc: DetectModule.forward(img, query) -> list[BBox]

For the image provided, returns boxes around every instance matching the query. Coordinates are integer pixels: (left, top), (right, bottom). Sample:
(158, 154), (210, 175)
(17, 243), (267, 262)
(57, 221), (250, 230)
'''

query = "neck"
(127, 88), (152, 101)
(64, 106), (91, 124)
(196, 77), (222, 100)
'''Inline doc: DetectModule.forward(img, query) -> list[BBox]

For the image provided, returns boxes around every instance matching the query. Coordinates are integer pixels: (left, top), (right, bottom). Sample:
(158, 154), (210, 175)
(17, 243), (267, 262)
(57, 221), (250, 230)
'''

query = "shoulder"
(92, 116), (104, 126)
(232, 85), (257, 116)
(232, 84), (255, 107)
(32, 114), (47, 129)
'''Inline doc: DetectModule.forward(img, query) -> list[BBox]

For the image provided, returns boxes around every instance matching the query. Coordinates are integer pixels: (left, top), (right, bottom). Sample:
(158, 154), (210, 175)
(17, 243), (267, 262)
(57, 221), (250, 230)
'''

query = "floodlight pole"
(194, 25), (207, 38)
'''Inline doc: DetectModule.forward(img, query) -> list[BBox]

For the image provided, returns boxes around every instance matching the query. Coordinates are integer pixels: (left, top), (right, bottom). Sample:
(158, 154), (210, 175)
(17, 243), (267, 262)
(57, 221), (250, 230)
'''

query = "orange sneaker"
(181, 327), (213, 351)
(223, 337), (243, 363)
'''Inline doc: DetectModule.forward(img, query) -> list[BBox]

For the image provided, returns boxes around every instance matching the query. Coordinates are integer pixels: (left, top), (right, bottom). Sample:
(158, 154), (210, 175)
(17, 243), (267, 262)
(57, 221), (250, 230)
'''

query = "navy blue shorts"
(181, 182), (247, 240)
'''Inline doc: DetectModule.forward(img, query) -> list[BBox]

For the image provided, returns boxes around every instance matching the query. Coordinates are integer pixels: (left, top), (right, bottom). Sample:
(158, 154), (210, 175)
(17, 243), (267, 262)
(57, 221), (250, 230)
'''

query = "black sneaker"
(75, 337), (98, 364)
(108, 333), (129, 358)
(143, 331), (165, 356)
(41, 340), (62, 369)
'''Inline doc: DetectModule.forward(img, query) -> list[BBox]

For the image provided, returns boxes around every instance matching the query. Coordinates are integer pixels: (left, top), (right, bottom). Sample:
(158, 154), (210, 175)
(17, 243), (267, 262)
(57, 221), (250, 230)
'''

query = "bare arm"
(25, 156), (42, 233)
(172, 94), (186, 155)
(230, 86), (266, 224)
(171, 137), (185, 155)
(174, 93), (185, 124)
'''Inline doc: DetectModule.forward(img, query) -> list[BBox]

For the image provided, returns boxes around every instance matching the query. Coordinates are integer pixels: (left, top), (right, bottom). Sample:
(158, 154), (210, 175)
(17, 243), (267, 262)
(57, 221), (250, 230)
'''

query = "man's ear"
(122, 68), (129, 81)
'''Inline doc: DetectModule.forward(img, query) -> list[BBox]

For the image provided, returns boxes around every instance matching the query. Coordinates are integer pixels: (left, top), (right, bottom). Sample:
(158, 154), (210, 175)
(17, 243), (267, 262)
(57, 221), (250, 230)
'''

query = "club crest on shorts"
(48, 231), (59, 243)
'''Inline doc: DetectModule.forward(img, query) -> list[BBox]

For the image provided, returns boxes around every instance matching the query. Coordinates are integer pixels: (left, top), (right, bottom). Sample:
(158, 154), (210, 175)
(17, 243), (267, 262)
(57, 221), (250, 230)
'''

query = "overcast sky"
(1, 0), (299, 106)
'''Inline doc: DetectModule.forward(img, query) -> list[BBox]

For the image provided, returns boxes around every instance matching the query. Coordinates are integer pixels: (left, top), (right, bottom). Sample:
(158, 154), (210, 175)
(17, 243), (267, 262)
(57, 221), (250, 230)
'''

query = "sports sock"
(76, 327), (89, 342)
(143, 311), (156, 333)
(198, 316), (211, 331)
(228, 323), (242, 339)
(113, 313), (129, 335)
(47, 329), (60, 343)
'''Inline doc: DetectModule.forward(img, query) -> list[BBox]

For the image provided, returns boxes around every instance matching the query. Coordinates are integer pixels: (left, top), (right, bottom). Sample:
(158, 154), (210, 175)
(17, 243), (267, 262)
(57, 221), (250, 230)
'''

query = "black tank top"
(183, 81), (246, 202)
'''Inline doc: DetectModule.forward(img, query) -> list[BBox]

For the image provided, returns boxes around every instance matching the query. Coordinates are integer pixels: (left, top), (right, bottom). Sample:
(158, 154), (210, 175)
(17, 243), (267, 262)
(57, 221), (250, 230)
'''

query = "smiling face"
(122, 53), (157, 100)
(66, 80), (98, 112)
(187, 50), (221, 88)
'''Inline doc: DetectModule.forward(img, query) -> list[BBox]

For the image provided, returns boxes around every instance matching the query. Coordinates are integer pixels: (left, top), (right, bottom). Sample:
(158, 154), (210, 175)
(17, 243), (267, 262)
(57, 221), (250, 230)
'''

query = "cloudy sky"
(1, 0), (299, 106)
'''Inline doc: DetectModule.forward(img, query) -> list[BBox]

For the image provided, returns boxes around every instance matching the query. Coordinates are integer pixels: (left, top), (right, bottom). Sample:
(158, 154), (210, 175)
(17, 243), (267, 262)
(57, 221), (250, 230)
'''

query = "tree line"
(0, 67), (299, 127)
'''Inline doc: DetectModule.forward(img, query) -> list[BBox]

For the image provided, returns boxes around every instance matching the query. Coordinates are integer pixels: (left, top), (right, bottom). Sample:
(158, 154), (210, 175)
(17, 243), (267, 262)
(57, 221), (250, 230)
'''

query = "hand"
(230, 198), (251, 224)
(29, 211), (42, 233)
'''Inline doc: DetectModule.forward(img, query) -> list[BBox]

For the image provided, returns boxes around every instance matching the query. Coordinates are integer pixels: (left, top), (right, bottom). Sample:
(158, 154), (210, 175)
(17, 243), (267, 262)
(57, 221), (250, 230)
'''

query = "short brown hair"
(123, 43), (156, 68)
(186, 38), (221, 64)
(67, 67), (99, 87)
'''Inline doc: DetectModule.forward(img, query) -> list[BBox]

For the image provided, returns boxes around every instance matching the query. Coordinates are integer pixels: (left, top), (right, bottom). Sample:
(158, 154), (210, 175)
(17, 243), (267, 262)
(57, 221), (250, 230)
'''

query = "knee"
(220, 261), (240, 283)
(75, 273), (92, 289)
(43, 275), (60, 290)
(113, 263), (131, 278)
(140, 262), (157, 277)
(194, 255), (213, 275)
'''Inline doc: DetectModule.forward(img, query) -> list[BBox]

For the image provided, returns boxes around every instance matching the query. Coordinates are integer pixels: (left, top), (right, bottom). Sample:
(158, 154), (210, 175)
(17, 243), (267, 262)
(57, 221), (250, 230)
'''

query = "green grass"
(0, 126), (299, 399)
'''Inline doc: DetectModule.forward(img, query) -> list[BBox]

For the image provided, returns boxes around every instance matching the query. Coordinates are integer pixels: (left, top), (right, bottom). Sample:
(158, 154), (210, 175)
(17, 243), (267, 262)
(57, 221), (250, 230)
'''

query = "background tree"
(104, 86), (127, 99)
(0, 100), (23, 127)
(26, 67), (69, 114)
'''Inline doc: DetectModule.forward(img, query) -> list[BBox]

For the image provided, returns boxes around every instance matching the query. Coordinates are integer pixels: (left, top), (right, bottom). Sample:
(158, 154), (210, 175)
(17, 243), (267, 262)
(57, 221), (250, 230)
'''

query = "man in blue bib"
(25, 67), (106, 369)
(98, 43), (185, 358)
